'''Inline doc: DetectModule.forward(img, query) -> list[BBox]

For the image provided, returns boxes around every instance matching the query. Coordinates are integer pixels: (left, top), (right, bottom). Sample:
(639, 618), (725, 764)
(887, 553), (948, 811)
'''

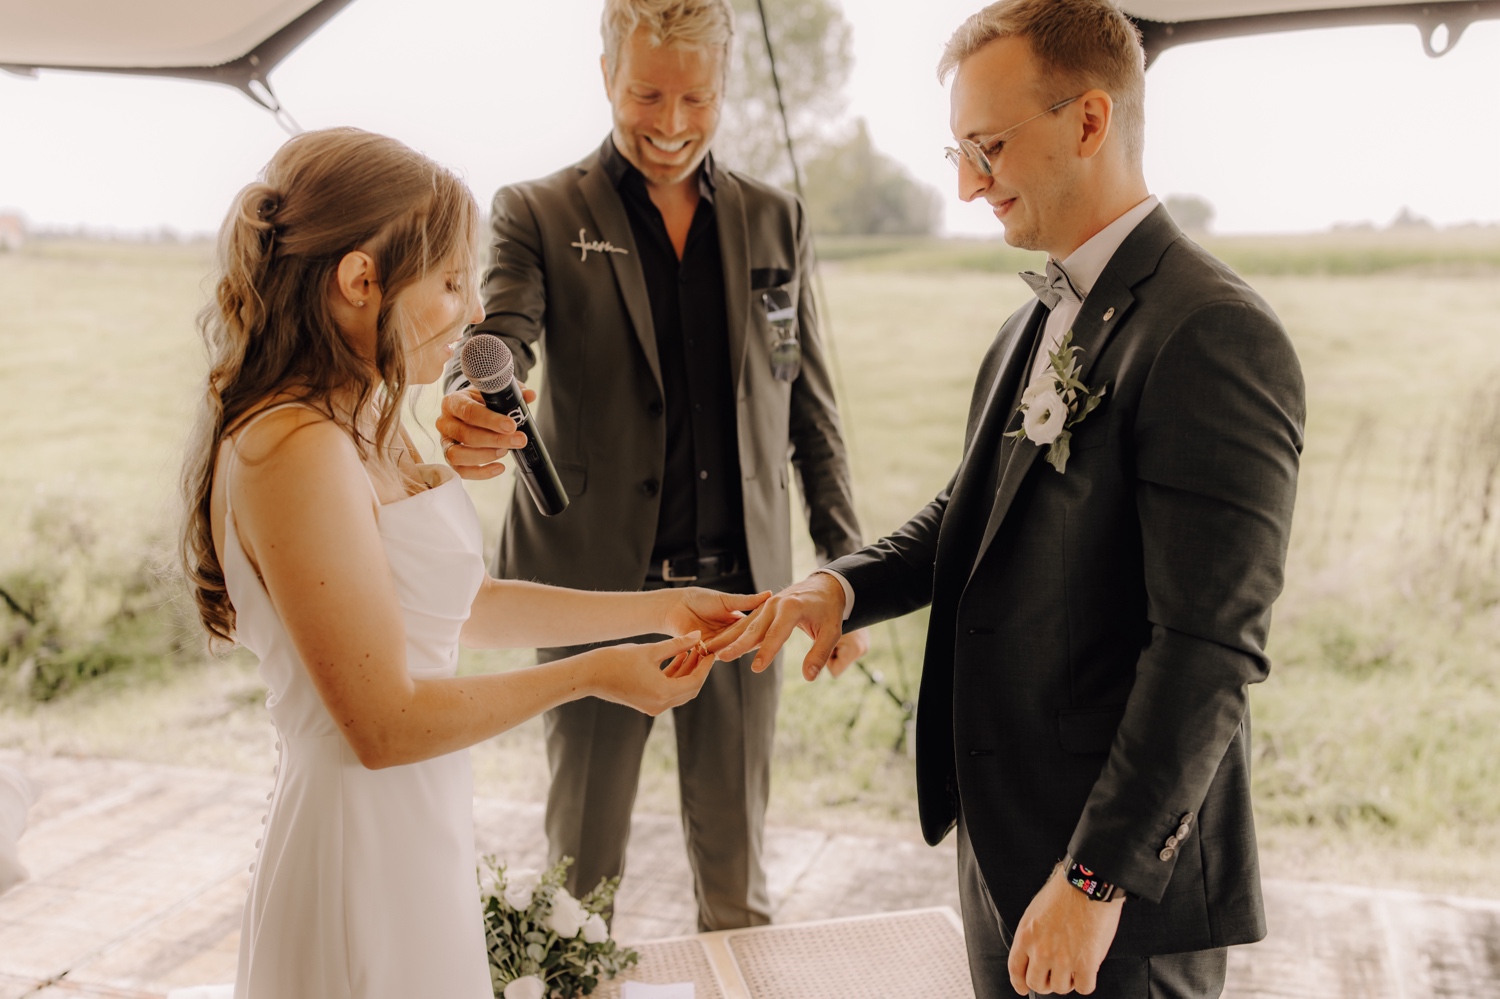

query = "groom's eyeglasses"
(944, 95), (1082, 177)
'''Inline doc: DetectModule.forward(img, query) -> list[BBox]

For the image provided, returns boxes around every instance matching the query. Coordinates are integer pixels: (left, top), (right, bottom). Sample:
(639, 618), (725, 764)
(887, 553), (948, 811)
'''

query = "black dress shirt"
(600, 138), (746, 564)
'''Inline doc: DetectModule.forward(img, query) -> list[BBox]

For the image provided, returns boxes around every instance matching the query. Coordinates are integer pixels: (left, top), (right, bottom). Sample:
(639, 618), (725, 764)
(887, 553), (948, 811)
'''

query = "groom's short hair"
(938, 0), (1147, 165)
(602, 0), (736, 81)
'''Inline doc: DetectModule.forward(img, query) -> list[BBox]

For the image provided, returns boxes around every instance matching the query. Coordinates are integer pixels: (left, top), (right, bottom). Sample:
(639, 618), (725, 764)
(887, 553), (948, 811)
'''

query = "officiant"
(437, 0), (866, 931)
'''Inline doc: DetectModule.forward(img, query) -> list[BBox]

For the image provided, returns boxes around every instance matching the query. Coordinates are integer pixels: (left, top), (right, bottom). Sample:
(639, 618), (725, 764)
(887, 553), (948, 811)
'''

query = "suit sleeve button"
(1159, 847), (1176, 861)
(1165, 835), (1179, 849)
(640, 478), (660, 497)
(1180, 813), (1195, 826)
(1177, 823), (1192, 839)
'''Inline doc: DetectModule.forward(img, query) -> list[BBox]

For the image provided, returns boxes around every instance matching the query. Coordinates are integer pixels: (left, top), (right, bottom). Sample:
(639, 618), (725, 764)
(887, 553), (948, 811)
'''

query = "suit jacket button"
(640, 478), (660, 498)
(647, 400), (663, 417)
(1159, 847), (1176, 862)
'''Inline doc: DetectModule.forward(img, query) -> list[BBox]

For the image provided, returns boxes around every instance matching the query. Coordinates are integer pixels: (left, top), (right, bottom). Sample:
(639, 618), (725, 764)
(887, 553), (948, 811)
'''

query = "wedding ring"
(696, 641), (710, 658)
(440, 437), (459, 458)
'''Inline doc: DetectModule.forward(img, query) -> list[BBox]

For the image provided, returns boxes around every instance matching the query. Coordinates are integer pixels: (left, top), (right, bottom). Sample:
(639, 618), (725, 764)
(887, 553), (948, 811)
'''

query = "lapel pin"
(1102, 307), (1115, 321)
(570, 228), (628, 263)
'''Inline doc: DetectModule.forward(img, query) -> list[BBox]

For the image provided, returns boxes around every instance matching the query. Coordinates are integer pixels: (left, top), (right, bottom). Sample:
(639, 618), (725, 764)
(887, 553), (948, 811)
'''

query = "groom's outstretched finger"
(801, 628), (840, 682)
(709, 607), (772, 660)
(748, 611), (799, 673)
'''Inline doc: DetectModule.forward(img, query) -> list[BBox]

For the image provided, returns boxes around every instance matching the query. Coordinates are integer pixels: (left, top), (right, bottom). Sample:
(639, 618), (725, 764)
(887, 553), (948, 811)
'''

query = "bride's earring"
(356, 300), (366, 307)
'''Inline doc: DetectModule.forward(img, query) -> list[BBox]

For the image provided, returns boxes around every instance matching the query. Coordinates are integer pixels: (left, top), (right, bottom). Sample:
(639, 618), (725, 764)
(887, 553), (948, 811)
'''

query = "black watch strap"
(1064, 856), (1120, 902)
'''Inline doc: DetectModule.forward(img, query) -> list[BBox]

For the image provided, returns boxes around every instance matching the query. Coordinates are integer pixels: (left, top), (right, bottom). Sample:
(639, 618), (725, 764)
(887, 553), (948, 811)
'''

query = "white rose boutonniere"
(1007, 330), (1108, 474)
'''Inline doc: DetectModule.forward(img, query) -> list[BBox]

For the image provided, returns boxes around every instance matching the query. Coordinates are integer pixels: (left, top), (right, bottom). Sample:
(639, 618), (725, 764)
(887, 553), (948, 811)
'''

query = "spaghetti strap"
(224, 402), (382, 511)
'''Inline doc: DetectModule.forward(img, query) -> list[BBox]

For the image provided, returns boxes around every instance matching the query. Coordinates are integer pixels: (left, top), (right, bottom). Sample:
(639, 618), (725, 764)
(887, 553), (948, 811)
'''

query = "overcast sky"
(1, 0), (1497, 238)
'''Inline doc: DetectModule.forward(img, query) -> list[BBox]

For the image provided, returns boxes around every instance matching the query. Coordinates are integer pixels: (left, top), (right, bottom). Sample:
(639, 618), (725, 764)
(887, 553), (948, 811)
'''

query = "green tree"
(716, 0), (853, 184)
(1163, 194), (1215, 234)
(802, 119), (942, 236)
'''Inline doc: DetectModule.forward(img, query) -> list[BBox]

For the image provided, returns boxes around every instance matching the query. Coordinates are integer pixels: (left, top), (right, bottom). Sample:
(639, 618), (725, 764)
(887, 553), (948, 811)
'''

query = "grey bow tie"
(1019, 260), (1083, 310)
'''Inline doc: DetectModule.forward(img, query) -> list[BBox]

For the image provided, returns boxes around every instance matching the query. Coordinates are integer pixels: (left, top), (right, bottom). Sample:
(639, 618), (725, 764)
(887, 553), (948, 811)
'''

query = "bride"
(180, 127), (762, 999)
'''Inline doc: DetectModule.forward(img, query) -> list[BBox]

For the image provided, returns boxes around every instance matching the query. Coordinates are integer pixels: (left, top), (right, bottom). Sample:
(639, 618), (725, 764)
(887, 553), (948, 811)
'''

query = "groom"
(712, 1), (1305, 996)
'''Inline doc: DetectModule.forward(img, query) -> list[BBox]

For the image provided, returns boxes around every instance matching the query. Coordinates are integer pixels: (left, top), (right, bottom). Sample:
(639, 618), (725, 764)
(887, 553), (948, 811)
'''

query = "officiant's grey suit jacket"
(828, 206), (1305, 957)
(442, 144), (860, 592)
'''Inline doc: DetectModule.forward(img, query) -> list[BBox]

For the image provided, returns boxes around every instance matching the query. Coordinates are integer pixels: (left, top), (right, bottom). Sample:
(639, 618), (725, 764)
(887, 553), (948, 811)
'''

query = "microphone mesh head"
(459, 334), (515, 393)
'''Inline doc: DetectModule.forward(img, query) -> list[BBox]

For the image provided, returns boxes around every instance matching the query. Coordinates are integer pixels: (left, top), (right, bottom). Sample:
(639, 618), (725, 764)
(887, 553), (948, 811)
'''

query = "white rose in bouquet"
(502, 975), (545, 999)
(503, 880), (535, 911)
(479, 855), (638, 997)
(545, 889), (587, 938)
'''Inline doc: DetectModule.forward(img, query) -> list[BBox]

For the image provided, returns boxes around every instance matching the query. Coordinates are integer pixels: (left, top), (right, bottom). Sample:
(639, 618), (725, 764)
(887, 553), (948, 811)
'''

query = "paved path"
(0, 753), (1496, 998)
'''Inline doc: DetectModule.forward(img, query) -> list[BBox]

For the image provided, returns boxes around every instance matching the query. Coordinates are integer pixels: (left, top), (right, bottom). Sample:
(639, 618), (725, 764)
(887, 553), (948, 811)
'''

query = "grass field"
(3, 230), (1500, 895)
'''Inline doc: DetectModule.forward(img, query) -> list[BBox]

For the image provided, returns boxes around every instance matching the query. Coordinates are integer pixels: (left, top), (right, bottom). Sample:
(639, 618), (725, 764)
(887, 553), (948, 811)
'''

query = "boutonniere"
(570, 228), (628, 262)
(1006, 330), (1108, 474)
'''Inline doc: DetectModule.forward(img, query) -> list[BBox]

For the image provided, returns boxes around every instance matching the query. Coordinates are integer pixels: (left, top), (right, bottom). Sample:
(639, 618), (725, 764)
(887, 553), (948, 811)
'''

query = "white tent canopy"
(1, 0), (1497, 108)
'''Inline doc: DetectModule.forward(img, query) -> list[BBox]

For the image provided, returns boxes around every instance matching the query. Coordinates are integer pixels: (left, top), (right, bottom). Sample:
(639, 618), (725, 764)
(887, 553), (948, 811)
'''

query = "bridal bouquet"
(479, 855), (639, 999)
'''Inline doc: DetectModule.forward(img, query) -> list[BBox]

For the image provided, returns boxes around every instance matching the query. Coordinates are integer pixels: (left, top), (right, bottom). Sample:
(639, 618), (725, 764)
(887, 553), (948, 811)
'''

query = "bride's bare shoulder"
(223, 402), (370, 506)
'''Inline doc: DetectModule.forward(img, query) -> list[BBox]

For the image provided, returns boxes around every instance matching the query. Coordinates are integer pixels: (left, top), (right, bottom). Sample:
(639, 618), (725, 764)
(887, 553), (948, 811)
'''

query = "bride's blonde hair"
(181, 127), (478, 644)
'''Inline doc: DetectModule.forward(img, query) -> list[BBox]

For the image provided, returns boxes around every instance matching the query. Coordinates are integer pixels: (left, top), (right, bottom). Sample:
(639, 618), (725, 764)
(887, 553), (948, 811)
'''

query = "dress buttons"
(266, 792), (273, 801)
(255, 839), (262, 849)
(1159, 847), (1175, 862)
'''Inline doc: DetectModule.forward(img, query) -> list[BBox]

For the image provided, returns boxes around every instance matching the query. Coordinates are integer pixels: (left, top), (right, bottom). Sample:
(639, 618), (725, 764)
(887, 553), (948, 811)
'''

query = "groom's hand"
(706, 572), (846, 680)
(1008, 866), (1123, 995)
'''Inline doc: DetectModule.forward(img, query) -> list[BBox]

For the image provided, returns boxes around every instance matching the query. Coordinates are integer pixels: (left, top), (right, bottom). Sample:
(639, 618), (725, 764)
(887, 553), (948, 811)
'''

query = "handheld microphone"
(459, 334), (569, 517)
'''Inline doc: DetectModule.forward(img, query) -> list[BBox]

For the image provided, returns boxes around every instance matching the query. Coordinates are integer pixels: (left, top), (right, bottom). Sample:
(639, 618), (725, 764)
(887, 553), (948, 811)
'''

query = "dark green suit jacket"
(444, 141), (861, 593)
(830, 206), (1305, 955)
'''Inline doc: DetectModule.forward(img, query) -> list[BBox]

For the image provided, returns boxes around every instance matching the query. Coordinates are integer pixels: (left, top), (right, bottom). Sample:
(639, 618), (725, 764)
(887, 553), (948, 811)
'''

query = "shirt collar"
(599, 134), (717, 203)
(1055, 194), (1160, 297)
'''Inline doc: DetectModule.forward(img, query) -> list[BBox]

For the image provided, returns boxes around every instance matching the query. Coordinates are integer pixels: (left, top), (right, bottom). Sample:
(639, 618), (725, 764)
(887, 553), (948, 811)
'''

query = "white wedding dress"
(222, 407), (493, 999)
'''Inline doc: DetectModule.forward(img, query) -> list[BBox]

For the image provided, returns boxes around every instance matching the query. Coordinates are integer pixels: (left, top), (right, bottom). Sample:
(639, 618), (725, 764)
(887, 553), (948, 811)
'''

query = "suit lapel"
(714, 172), (752, 394)
(577, 161), (662, 390)
(948, 302), (1048, 517)
(969, 205), (1181, 574)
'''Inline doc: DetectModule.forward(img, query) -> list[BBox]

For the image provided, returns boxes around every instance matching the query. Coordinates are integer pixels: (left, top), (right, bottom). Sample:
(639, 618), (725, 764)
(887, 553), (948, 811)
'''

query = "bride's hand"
(584, 633), (715, 716)
(662, 588), (771, 644)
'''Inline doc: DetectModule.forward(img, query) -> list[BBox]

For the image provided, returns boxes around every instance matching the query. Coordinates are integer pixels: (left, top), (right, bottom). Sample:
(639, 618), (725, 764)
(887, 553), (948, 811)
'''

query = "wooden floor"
(1, 753), (1497, 998)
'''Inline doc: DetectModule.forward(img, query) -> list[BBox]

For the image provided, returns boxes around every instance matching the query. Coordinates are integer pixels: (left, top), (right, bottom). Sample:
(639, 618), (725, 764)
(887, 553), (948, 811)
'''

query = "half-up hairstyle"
(182, 127), (478, 644)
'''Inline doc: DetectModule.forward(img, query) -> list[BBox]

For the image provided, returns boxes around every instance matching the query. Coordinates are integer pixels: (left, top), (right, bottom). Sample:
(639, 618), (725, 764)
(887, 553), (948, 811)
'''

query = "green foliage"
(479, 855), (638, 999)
(717, 0), (854, 184)
(0, 495), (194, 702)
(1162, 193), (1215, 233)
(802, 119), (942, 237)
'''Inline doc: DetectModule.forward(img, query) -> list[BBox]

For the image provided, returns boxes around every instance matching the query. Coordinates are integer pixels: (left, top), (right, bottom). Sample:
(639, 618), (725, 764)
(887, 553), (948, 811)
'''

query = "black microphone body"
(460, 336), (569, 516)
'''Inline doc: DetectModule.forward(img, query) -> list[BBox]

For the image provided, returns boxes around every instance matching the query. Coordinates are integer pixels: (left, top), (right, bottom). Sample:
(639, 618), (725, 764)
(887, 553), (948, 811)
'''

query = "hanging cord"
(755, 0), (914, 737)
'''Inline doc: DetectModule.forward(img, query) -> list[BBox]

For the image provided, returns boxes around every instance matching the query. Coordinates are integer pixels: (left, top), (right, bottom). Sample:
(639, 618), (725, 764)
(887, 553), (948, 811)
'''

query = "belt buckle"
(661, 558), (698, 583)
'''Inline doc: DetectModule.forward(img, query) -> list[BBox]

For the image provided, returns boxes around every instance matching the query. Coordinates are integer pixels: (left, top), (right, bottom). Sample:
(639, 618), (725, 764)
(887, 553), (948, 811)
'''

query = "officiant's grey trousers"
(537, 603), (780, 933)
(956, 813), (1228, 999)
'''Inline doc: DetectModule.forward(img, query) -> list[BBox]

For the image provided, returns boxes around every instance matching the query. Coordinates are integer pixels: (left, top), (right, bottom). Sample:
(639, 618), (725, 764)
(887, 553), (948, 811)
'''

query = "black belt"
(646, 552), (744, 583)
